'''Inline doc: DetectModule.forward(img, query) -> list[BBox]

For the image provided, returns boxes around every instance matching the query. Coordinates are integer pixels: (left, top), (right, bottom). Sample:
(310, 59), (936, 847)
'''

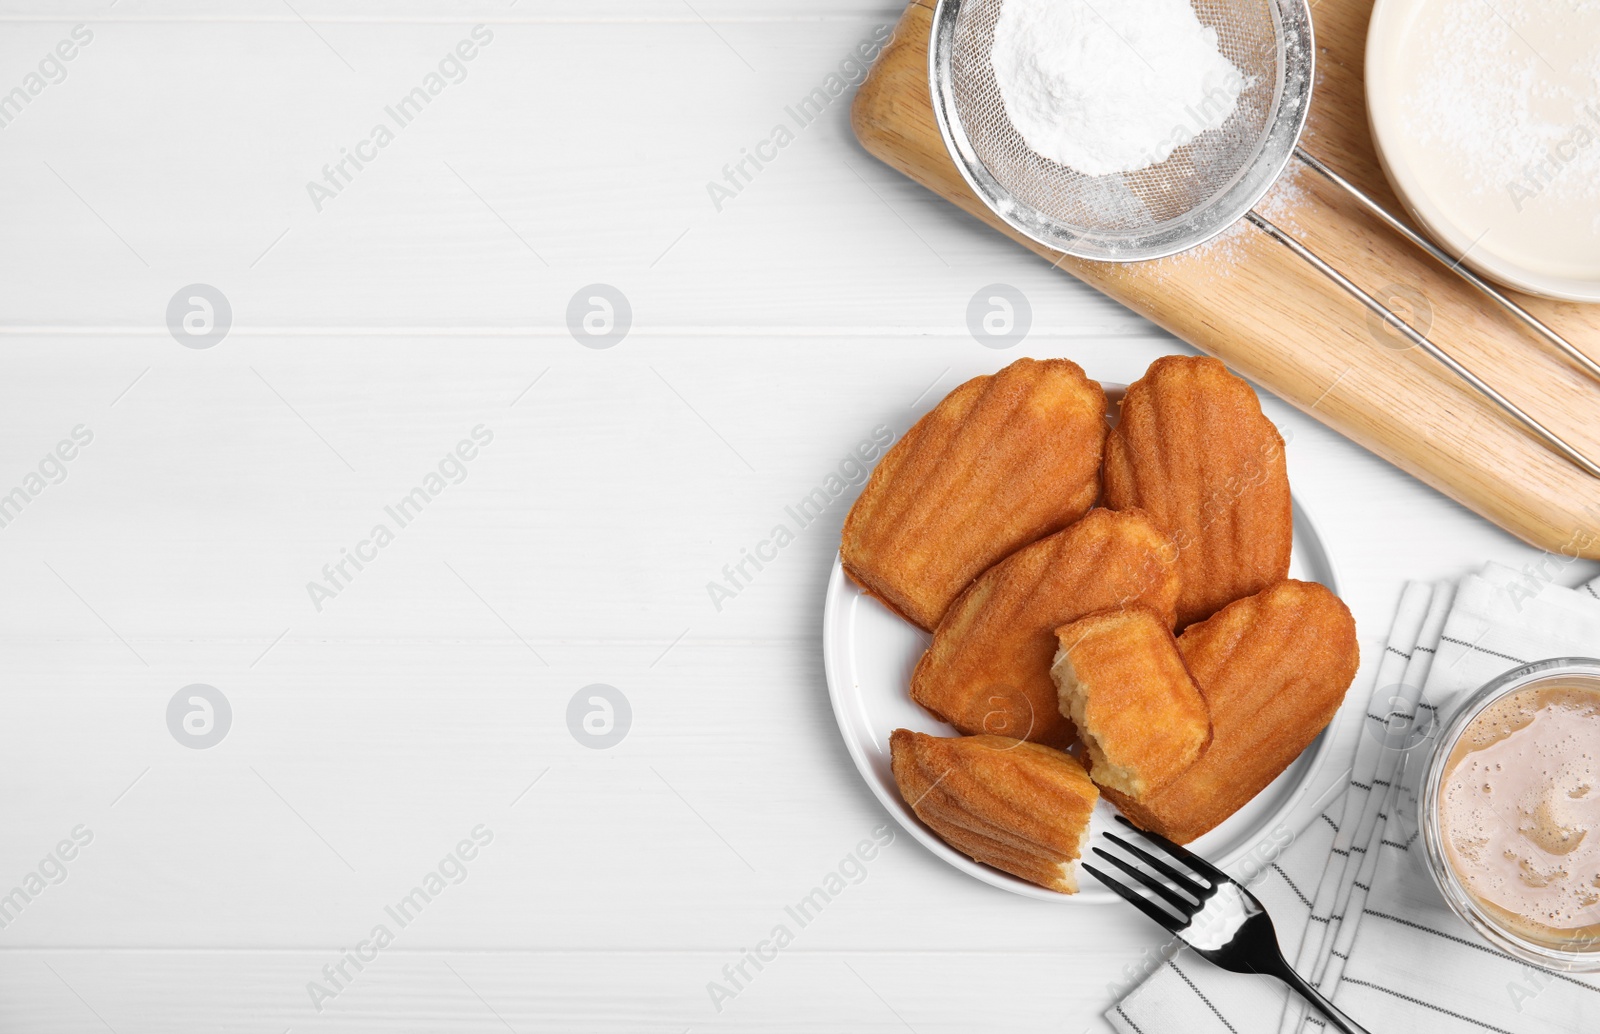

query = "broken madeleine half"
(911, 508), (1180, 748)
(1102, 580), (1359, 844)
(841, 357), (1108, 631)
(1103, 355), (1292, 630)
(1051, 605), (1211, 799)
(889, 729), (1098, 893)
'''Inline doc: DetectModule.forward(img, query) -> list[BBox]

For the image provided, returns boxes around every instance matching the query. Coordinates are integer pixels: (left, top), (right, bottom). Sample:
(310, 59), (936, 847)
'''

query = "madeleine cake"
(890, 729), (1098, 893)
(910, 508), (1181, 748)
(1103, 355), (1291, 629)
(841, 357), (1108, 631)
(1051, 605), (1211, 799)
(1102, 580), (1360, 843)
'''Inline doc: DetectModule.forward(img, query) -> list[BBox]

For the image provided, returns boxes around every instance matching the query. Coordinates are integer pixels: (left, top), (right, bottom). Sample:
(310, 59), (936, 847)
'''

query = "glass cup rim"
(1420, 656), (1600, 970)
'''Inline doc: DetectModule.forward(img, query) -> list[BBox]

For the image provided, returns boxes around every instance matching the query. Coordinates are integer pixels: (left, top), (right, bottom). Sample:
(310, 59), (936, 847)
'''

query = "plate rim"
(822, 485), (1347, 903)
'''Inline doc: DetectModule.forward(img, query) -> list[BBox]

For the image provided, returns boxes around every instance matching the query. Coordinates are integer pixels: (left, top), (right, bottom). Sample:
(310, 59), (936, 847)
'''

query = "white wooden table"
(0, 3), (1583, 1030)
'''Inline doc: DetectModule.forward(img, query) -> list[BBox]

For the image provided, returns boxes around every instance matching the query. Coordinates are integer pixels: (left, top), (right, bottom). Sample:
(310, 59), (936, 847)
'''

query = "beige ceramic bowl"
(1366, 0), (1600, 302)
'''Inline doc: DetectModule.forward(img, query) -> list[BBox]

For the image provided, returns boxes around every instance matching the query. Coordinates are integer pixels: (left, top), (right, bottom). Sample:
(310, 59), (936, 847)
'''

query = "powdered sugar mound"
(991, 0), (1245, 176)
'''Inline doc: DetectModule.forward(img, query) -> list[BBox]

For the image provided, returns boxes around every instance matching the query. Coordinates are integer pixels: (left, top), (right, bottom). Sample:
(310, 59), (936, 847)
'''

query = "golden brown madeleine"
(1051, 605), (1211, 799)
(841, 358), (1108, 631)
(889, 729), (1098, 893)
(1103, 355), (1291, 630)
(911, 508), (1180, 748)
(1103, 580), (1359, 843)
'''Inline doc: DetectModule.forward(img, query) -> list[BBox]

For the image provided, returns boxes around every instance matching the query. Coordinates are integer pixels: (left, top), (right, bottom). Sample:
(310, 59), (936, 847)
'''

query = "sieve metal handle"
(1293, 148), (1600, 384)
(1245, 209), (1600, 479)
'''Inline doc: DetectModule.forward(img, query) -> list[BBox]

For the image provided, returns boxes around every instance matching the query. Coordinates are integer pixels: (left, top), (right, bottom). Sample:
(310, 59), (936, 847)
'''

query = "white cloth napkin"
(1108, 564), (1600, 1034)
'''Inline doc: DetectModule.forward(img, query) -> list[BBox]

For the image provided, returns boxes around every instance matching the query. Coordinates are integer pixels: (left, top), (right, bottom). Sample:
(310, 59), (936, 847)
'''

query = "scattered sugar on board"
(1141, 162), (1311, 283)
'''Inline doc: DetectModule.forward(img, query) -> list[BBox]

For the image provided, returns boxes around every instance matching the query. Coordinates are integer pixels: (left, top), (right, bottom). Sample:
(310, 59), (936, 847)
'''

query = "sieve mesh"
(932, 0), (1313, 260)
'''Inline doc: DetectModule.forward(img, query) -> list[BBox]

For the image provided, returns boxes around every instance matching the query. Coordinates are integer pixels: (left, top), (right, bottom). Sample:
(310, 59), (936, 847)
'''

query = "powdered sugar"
(1380, 0), (1600, 281)
(990, 0), (1245, 176)
(1403, 0), (1600, 211)
(1144, 159), (1310, 280)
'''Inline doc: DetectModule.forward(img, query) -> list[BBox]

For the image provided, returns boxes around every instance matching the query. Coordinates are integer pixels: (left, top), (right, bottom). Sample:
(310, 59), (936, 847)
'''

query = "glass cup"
(1419, 657), (1600, 971)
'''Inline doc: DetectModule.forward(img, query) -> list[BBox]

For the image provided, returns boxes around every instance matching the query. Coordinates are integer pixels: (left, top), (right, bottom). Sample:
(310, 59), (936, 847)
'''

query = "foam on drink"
(1440, 683), (1600, 948)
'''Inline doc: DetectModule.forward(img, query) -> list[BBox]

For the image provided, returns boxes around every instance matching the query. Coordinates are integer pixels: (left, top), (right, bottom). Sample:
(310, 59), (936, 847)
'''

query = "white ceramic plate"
(822, 385), (1347, 902)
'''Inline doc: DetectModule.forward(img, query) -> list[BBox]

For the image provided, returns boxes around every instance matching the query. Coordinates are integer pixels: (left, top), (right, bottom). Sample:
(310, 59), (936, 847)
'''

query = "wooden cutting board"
(853, 0), (1600, 557)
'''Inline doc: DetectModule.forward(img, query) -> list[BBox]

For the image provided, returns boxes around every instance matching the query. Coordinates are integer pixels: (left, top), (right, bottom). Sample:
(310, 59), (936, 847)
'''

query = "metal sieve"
(932, 0), (1309, 260)
(930, 0), (1600, 477)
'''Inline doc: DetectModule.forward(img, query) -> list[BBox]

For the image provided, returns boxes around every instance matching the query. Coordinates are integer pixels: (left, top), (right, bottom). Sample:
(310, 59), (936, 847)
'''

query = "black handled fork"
(1084, 816), (1372, 1034)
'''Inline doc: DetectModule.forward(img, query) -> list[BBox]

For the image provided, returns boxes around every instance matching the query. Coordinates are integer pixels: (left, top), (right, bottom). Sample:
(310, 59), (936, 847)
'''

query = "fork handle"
(1259, 953), (1372, 1034)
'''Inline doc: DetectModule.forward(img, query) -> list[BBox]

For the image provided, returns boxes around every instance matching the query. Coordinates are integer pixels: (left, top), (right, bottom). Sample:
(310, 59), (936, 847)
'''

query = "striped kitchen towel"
(1109, 563), (1600, 1034)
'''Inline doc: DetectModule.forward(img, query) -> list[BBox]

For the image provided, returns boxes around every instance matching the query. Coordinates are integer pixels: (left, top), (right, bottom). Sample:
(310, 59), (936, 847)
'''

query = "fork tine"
(1114, 815), (1234, 886)
(1105, 832), (1211, 897)
(1081, 863), (1187, 932)
(1092, 847), (1202, 916)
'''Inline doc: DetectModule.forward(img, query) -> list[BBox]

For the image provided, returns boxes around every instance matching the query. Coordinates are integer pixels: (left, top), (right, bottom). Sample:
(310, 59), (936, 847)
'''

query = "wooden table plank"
(0, 5), (1587, 1031)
